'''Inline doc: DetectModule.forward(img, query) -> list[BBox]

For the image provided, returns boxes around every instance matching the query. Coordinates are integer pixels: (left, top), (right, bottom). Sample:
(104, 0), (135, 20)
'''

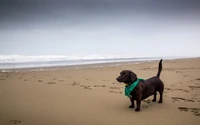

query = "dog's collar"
(124, 78), (144, 97)
(125, 79), (139, 87)
(125, 84), (129, 87)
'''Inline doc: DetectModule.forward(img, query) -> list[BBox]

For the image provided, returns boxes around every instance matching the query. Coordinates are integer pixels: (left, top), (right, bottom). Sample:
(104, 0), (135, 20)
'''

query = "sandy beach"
(0, 58), (200, 125)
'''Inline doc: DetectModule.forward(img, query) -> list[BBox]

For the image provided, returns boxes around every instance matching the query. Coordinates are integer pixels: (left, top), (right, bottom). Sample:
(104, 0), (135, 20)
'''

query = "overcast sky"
(0, 0), (200, 57)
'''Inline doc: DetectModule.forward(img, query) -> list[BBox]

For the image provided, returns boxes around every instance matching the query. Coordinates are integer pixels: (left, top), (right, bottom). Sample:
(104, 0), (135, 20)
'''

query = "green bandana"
(125, 78), (144, 97)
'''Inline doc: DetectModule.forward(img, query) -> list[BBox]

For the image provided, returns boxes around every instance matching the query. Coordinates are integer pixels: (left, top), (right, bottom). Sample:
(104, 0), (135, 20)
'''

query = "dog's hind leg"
(158, 84), (164, 103)
(158, 91), (163, 103)
(152, 92), (157, 102)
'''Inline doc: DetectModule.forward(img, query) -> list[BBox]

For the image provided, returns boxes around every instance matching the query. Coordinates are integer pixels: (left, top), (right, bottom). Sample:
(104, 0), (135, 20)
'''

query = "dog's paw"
(135, 108), (140, 112)
(158, 100), (163, 103)
(152, 99), (156, 102)
(129, 105), (134, 108)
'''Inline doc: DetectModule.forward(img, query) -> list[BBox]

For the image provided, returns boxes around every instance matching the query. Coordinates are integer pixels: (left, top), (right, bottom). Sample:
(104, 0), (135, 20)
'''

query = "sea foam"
(0, 55), (184, 70)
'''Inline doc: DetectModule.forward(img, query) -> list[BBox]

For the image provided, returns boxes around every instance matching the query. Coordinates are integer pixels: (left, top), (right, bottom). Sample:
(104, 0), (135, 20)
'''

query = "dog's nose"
(116, 78), (119, 81)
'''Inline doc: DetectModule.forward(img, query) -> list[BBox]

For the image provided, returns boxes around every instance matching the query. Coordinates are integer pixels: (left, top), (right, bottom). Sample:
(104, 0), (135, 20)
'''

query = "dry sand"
(0, 58), (200, 125)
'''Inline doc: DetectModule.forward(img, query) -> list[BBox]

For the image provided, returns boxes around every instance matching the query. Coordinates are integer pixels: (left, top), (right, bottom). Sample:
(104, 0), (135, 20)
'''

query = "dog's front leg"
(129, 97), (135, 108)
(135, 99), (141, 111)
(135, 95), (142, 112)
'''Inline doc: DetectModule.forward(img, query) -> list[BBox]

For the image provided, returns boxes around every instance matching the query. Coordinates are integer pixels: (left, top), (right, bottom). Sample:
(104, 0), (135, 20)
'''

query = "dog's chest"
(129, 91), (138, 99)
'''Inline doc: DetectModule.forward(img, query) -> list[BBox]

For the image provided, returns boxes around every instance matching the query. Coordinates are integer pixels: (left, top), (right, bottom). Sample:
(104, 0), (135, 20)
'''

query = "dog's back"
(140, 59), (164, 100)
(141, 76), (164, 99)
(143, 59), (163, 91)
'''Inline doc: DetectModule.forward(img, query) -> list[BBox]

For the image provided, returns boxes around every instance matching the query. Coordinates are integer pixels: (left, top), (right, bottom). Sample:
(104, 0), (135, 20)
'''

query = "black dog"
(116, 59), (164, 112)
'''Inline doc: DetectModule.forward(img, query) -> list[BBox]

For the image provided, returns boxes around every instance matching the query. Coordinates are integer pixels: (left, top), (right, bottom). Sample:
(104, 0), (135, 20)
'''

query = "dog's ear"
(130, 72), (137, 82)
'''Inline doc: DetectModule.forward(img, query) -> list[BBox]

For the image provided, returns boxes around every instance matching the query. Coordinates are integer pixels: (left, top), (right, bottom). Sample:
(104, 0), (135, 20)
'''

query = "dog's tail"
(156, 59), (163, 78)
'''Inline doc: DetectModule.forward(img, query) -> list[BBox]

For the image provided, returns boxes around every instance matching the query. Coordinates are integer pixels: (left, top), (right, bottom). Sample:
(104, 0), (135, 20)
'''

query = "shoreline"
(0, 57), (198, 72)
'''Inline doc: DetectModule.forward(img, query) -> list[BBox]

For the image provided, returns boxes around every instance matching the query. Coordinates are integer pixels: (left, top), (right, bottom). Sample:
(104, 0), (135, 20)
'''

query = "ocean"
(0, 55), (187, 71)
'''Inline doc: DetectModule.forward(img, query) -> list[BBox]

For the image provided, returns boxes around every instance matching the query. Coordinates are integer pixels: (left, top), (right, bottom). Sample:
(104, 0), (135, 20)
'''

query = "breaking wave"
(0, 55), (185, 70)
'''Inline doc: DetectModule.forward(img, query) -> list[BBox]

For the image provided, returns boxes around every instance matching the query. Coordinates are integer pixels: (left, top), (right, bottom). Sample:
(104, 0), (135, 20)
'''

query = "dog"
(116, 59), (164, 112)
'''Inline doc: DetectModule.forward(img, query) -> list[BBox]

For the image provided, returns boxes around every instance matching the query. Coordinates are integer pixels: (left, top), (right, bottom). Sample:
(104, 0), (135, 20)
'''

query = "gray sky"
(0, 0), (200, 57)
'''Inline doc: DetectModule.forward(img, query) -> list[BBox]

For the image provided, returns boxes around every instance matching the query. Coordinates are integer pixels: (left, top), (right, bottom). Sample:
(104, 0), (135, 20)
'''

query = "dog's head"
(116, 70), (137, 85)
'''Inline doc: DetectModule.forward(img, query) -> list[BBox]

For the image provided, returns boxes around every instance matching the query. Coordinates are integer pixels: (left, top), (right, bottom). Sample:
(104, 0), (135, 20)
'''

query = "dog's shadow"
(117, 98), (155, 112)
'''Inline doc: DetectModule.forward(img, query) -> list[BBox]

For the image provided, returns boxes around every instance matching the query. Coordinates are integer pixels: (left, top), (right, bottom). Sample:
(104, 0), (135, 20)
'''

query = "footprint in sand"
(9, 120), (21, 124)
(171, 97), (195, 102)
(188, 85), (200, 89)
(178, 107), (200, 116)
(0, 78), (5, 80)
(66, 77), (71, 79)
(58, 80), (64, 82)
(196, 78), (200, 81)
(112, 82), (118, 85)
(83, 86), (92, 90)
(71, 82), (107, 90)
(38, 80), (43, 82)
(175, 88), (189, 93)
(143, 98), (152, 104)
(47, 82), (56, 84)
(93, 85), (106, 87)
(142, 98), (153, 108)
(80, 85), (92, 90)
(142, 105), (150, 109)
(165, 88), (189, 93)
(187, 80), (194, 83)
(109, 90), (122, 94)
(165, 87), (171, 90)
(176, 71), (183, 73)
(110, 87), (121, 90)
(71, 82), (92, 90)
(86, 78), (94, 81)
(164, 87), (173, 94)
(71, 82), (80, 86)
